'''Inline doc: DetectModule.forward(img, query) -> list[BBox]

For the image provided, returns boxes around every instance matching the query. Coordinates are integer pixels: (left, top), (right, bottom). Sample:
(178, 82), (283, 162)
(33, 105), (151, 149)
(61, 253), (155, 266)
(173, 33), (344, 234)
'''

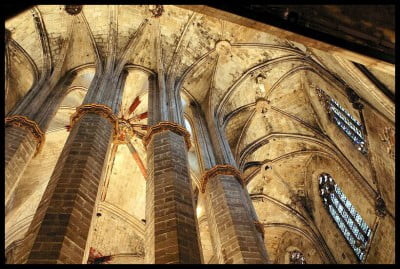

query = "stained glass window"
(316, 88), (367, 154)
(319, 173), (371, 262)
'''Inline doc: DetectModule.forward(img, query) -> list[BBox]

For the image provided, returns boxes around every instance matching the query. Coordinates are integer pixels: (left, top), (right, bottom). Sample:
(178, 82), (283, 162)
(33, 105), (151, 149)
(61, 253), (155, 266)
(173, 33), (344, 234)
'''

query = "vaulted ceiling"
(5, 5), (395, 264)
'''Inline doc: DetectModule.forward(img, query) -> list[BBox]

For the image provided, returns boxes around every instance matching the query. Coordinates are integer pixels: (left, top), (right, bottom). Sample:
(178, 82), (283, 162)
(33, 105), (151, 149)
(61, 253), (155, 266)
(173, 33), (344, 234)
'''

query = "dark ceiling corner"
(207, 4), (395, 64)
(3, 4), (34, 20)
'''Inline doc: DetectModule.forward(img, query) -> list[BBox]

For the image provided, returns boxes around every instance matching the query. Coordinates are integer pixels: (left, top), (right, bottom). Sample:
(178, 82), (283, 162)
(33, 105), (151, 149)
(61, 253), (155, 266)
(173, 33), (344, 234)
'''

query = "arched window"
(319, 173), (371, 262)
(289, 250), (306, 264)
(316, 88), (367, 154)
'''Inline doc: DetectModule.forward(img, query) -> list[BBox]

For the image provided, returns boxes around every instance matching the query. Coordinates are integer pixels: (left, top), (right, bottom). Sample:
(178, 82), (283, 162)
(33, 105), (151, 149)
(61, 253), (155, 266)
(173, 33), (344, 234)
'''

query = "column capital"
(200, 164), (243, 193)
(5, 115), (45, 155)
(143, 121), (191, 150)
(70, 104), (119, 136)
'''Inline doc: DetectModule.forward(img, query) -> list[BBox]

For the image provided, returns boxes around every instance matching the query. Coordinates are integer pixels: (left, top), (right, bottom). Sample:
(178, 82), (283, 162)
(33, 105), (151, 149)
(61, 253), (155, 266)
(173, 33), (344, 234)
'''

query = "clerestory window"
(319, 173), (371, 262)
(316, 88), (367, 154)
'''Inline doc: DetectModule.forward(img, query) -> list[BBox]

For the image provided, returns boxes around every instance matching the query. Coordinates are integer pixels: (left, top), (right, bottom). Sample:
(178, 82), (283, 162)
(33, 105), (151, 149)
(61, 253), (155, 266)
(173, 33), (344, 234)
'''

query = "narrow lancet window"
(319, 173), (371, 262)
(316, 88), (367, 154)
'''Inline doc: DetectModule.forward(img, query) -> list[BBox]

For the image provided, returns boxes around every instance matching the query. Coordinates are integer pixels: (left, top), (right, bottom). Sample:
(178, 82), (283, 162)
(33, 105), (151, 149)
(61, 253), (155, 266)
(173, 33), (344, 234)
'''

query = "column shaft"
(16, 113), (113, 263)
(5, 127), (37, 205)
(145, 129), (201, 264)
(204, 172), (267, 263)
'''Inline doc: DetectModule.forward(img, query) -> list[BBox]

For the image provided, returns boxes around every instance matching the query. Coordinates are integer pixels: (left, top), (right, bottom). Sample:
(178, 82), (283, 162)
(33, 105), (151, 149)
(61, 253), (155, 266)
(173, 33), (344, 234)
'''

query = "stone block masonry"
(5, 127), (38, 206)
(15, 113), (113, 263)
(145, 130), (202, 264)
(204, 173), (268, 264)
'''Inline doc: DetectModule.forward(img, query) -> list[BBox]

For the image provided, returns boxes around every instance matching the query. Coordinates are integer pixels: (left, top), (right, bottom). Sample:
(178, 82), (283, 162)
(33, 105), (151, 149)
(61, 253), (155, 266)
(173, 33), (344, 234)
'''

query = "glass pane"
(342, 210), (349, 221)
(347, 218), (354, 229)
(352, 225), (360, 238)
(349, 205), (356, 218)
(320, 173), (370, 261)
(345, 199), (352, 209)
(338, 204), (344, 214)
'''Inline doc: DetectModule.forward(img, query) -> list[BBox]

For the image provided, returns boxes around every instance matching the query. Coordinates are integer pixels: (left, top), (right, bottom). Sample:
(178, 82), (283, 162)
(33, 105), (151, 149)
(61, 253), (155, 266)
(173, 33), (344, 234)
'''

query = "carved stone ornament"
(114, 118), (134, 144)
(253, 221), (265, 239)
(345, 87), (360, 103)
(200, 164), (243, 193)
(379, 126), (395, 159)
(70, 104), (118, 136)
(255, 97), (270, 114)
(215, 40), (231, 56)
(352, 102), (364, 110)
(143, 121), (191, 150)
(375, 196), (387, 218)
(148, 5), (164, 18)
(5, 115), (46, 155)
(65, 5), (82, 15)
(315, 87), (332, 116)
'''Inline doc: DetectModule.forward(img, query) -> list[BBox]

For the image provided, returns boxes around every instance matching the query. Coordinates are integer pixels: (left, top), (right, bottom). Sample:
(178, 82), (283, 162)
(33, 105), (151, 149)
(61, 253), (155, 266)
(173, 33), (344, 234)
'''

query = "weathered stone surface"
(204, 173), (268, 264)
(145, 130), (201, 264)
(15, 113), (113, 264)
(5, 127), (38, 205)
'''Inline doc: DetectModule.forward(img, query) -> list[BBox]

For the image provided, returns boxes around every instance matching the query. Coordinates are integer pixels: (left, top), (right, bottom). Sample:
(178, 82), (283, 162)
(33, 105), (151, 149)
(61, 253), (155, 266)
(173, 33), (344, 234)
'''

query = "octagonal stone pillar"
(143, 73), (202, 264)
(11, 67), (126, 264)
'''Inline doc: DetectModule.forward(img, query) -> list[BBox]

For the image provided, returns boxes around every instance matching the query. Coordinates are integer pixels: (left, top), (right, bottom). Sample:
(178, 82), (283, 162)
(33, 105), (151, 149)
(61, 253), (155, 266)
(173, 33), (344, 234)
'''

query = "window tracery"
(319, 173), (371, 262)
(316, 88), (367, 154)
(289, 250), (306, 264)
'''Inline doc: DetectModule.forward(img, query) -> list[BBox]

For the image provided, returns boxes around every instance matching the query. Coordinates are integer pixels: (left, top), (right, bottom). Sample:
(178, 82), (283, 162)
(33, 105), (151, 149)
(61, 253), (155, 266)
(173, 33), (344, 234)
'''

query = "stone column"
(12, 58), (125, 263)
(199, 115), (269, 263)
(13, 105), (117, 264)
(5, 117), (45, 205)
(143, 70), (202, 262)
(4, 7), (73, 208)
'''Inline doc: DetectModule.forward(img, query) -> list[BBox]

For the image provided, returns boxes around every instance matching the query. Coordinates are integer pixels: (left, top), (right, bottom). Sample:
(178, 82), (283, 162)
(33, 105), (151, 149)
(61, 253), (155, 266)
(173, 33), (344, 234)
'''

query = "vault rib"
(216, 55), (304, 122)
(166, 11), (197, 77)
(234, 109), (256, 162)
(32, 7), (52, 77)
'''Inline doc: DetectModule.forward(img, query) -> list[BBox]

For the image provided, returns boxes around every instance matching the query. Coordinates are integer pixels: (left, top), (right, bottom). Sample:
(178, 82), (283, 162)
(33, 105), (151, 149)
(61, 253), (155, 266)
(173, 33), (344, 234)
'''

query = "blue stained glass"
(349, 236), (355, 246)
(338, 204), (344, 214)
(348, 218), (354, 229)
(360, 253), (364, 261)
(345, 200), (352, 210)
(361, 222), (367, 232)
(319, 173), (371, 262)
(332, 196), (340, 207)
(352, 225), (360, 238)
(342, 210), (349, 221)
(329, 96), (365, 148)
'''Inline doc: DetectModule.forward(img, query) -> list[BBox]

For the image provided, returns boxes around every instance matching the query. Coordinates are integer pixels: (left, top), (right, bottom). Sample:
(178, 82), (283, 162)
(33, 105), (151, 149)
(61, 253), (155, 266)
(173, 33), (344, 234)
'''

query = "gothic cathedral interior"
(4, 5), (395, 264)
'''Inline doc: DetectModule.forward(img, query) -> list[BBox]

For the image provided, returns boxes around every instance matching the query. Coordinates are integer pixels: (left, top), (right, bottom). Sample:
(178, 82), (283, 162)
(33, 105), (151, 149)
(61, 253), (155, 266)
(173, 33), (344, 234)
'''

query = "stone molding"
(65, 5), (82, 15)
(375, 196), (387, 218)
(200, 164), (244, 193)
(315, 87), (332, 117)
(5, 115), (45, 155)
(255, 97), (270, 114)
(253, 221), (265, 239)
(114, 118), (134, 144)
(143, 121), (191, 150)
(70, 104), (118, 136)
